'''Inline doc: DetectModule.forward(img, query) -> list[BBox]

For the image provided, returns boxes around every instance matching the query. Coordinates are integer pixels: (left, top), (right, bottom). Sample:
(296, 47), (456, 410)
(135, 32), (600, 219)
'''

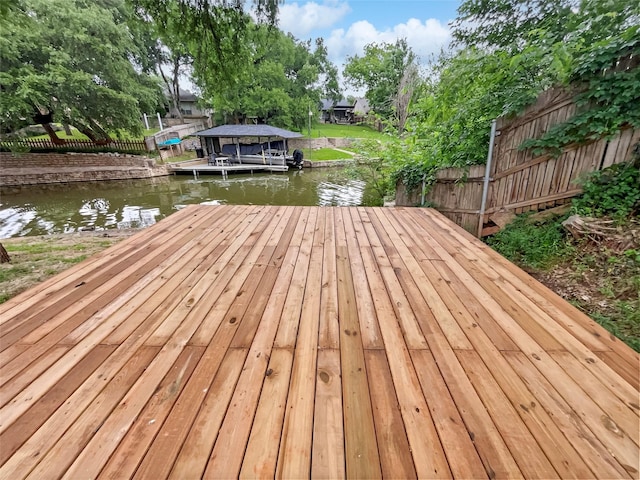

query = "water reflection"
(0, 169), (377, 238)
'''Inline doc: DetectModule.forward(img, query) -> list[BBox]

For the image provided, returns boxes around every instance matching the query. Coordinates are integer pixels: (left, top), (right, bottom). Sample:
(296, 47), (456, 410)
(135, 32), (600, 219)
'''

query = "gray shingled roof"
(194, 124), (304, 139)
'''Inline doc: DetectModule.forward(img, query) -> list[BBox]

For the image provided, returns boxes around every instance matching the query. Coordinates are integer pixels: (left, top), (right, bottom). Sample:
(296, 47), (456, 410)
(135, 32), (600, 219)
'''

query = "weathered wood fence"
(0, 138), (149, 153)
(397, 88), (640, 235)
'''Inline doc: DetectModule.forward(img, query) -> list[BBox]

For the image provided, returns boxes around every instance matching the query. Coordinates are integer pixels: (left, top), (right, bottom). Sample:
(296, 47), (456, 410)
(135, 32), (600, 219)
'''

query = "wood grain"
(0, 205), (637, 479)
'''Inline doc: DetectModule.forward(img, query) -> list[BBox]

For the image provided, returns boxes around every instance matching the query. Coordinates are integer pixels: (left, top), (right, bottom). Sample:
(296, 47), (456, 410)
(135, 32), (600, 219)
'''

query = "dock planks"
(0, 205), (638, 479)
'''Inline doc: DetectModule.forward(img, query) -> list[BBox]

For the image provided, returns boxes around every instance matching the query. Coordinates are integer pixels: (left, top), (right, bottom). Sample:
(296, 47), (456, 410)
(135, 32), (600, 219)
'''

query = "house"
(320, 98), (370, 124)
(320, 98), (354, 124)
(165, 89), (213, 127)
(352, 97), (371, 122)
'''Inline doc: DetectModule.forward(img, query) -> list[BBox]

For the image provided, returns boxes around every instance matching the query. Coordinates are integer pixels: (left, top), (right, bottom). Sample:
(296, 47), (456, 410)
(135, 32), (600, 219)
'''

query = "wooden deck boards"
(0, 205), (638, 479)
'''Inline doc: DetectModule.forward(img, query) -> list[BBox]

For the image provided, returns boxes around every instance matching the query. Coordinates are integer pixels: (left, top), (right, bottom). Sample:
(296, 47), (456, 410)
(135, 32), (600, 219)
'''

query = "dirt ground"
(527, 231), (640, 351)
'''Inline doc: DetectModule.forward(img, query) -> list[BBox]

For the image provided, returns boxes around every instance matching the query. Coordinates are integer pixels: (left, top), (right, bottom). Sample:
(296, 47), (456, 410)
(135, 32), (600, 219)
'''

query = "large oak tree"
(0, 0), (166, 142)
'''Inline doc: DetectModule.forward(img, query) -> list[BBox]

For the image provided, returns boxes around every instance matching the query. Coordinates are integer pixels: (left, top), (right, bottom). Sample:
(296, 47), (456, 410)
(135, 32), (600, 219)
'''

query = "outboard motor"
(292, 149), (303, 168)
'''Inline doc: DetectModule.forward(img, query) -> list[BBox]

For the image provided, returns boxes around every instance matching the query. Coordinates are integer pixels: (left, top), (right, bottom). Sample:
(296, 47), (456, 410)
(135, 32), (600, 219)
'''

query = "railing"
(0, 138), (149, 152)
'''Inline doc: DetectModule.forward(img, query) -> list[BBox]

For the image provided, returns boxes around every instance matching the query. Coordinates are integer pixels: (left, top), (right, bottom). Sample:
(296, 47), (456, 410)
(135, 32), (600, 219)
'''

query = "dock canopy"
(194, 124), (304, 139)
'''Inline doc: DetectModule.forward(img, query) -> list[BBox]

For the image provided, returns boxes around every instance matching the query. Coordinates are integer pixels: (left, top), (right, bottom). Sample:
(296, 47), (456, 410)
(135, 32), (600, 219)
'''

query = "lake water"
(0, 169), (377, 238)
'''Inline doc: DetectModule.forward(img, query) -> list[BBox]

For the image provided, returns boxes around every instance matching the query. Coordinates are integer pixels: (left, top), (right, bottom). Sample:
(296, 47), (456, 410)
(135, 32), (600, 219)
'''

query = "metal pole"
(143, 113), (149, 130)
(477, 119), (497, 238)
(420, 174), (426, 206)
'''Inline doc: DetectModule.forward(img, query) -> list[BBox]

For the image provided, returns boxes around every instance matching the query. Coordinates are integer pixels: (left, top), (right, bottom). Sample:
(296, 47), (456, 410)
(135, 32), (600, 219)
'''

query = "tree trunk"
(63, 123), (73, 136)
(42, 122), (66, 145)
(0, 243), (10, 264)
(172, 58), (184, 123)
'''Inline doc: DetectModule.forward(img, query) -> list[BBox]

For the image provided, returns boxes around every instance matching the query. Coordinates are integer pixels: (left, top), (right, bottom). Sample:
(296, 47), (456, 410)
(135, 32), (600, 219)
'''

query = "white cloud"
(278, 1), (351, 38)
(326, 17), (451, 65)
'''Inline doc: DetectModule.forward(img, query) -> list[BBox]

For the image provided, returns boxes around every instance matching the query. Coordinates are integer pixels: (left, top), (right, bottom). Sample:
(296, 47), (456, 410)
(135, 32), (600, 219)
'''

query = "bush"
(572, 162), (640, 220)
(485, 214), (572, 269)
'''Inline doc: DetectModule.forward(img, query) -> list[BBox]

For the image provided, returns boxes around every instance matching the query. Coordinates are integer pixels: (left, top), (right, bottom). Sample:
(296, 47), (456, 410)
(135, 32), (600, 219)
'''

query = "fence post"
(477, 119), (497, 237)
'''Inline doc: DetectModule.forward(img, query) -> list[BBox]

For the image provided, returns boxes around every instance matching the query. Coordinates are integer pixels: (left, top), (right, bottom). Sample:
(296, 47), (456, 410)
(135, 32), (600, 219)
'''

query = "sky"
(277, 0), (462, 68)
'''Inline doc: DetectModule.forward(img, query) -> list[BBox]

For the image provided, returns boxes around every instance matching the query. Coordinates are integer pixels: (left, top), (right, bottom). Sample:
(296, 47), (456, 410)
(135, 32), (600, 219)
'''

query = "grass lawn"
(305, 123), (388, 140)
(0, 232), (135, 304)
(303, 147), (354, 161)
(164, 150), (198, 163)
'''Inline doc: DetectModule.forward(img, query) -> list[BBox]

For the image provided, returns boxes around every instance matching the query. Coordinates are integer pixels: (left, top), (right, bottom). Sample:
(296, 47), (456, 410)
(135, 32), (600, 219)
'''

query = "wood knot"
(585, 357), (595, 364)
(601, 415), (623, 437)
(319, 371), (330, 383)
(265, 368), (273, 377)
(229, 317), (237, 324)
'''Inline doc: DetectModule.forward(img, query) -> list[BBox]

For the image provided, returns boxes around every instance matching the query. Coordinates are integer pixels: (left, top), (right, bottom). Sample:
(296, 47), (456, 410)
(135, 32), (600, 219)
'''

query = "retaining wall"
(0, 152), (169, 187)
(288, 137), (355, 150)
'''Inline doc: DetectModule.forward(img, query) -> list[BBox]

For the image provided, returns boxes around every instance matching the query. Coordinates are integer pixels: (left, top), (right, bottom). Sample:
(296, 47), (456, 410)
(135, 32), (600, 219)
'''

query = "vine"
(520, 28), (640, 156)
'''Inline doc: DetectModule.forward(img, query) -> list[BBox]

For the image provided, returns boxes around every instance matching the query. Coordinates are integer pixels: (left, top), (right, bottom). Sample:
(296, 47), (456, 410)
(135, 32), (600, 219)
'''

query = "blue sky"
(278, 0), (462, 67)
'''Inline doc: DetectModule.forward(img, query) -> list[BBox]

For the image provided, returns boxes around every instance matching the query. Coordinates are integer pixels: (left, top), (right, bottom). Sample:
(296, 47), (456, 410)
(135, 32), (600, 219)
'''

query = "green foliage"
(485, 214), (572, 269)
(206, 27), (339, 130)
(306, 124), (387, 140)
(521, 27), (640, 155)
(344, 39), (417, 124)
(0, 0), (165, 139)
(591, 309), (640, 353)
(347, 136), (438, 203)
(391, 0), (640, 192)
(452, 0), (575, 52)
(572, 162), (640, 220)
(133, 0), (278, 94)
(411, 46), (557, 167)
(345, 139), (397, 204)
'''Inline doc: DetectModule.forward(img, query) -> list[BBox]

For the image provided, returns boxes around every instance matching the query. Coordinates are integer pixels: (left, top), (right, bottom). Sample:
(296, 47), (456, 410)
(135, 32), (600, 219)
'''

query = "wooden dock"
(169, 160), (288, 175)
(0, 205), (638, 479)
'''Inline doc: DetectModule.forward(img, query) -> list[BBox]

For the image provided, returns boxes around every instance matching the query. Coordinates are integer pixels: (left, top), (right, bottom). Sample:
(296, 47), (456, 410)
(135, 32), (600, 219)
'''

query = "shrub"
(572, 162), (640, 220)
(485, 214), (572, 269)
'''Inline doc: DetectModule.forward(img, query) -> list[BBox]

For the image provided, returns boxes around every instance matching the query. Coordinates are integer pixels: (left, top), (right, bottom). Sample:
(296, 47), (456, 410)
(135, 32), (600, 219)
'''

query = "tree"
(312, 38), (342, 103)
(452, 0), (577, 52)
(380, 0), (640, 193)
(130, 10), (193, 123)
(0, 0), (165, 142)
(453, 0), (638, 53)
(393, 62), (420, 134)
(204, 25), (340, 130)
(343, 39), (418, 132)
(133, 0), (280, 99)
